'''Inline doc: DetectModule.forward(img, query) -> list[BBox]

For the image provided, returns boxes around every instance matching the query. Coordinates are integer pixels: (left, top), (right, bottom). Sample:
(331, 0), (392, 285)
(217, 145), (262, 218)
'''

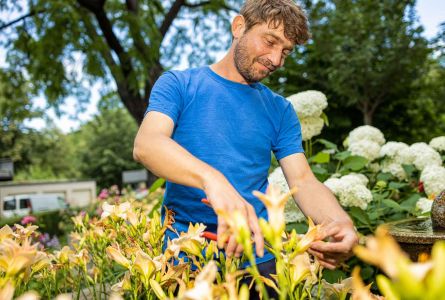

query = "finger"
(246, 205), (264, 257)
(319, 256), (338, 266)
(307, 248), (325, 260)
(319, 224), (341, 240)
(310, 240), (350, 254)
(319, 260), (337, 270)
(225, 235), (238, 257)
(234, 244), (244, 258)
(217, 217), (229, 249)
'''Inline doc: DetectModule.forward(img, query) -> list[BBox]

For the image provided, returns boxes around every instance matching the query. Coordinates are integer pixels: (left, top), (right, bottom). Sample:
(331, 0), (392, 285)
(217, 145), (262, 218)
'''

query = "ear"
(231, 15), (246, 40)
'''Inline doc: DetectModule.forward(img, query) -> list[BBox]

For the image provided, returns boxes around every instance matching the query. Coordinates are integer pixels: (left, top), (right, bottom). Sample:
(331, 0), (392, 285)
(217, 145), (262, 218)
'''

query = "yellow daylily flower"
(106, 246), (131, 269)
(354, 226), (410, 279)
(215, 210), (250, 246)
(132, 250), (161, 284)
(0, 238), (37, 277)
(69, 249), (89, 267)
(321, 277), (353, 299)
(289, 252), (312, 288)
(180, 260), (217, 300)
(111, 271), (132, 293)
(101, 202), (131, 220)
(253, 184), (297, 233)
(351, 267), (383, 300)
(0, 225), (14, 241)
(126, 210), (139, 227)
(13, 225), (39, 240)
(71, 215), (84, 228)
(295, 217), (324, 254)
(0, 281), (14, 300)
(54, 246), (74, 265)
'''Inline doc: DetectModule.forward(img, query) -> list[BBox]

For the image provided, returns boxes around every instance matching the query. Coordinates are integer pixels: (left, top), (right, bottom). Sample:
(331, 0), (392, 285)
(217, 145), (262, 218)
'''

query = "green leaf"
(149, 178), (165, 193)
(377, 172), (393, 181)
(309, 151), (330, 164)
(311, 165), (330, 181)
(402, 164), (416, 178)
(285, 222), (308, 234)
(342, 156), (368, 171)
(316, 138), (338, 151)
(321, 112), (329, 126)
(334, 151), (351, 161)
(388, 182), (407, 190)
(382, 199), (403, 211)
(400, 194), (421, 211)
(311, 165), (328, 175)
(348, 207), (370, 225)
(322, 269), (347, 283)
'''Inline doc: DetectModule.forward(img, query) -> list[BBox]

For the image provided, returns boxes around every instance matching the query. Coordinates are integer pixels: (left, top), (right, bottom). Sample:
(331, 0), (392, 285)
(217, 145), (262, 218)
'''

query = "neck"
(210, 47), (250, 85)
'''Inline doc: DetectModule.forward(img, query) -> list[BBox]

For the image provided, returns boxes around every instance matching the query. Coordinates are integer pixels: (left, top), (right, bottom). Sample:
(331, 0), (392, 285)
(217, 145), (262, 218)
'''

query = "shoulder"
(258, 83), (293, 112)
(161, 67), (207, 83)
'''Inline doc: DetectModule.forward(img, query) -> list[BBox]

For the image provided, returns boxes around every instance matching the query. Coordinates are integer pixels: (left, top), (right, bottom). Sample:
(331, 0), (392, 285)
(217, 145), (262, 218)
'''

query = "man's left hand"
(308, 221), (359, 270)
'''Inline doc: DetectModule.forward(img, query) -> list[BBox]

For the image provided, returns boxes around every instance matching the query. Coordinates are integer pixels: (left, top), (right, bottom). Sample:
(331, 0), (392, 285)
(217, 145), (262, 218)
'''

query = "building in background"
(0, 179), (96, 218)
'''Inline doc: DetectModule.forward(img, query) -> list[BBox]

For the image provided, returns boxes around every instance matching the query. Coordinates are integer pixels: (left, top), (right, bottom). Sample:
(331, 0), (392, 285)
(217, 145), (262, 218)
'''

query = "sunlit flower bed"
(0, 186), (347, 299)
(2, 187), (445, 299)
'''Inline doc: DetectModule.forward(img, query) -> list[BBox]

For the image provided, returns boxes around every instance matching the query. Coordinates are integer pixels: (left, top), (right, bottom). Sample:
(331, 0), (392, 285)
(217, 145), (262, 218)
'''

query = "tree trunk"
(363, 110), (373, 125)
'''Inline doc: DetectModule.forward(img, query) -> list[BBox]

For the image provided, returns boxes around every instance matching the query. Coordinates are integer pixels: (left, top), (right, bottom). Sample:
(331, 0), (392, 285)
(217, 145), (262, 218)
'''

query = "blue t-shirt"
(146, 66), (304, 264)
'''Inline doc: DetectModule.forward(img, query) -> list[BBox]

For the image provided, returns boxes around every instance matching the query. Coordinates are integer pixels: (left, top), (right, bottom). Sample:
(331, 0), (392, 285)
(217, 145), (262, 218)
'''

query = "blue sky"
(1, 0), (444, 133)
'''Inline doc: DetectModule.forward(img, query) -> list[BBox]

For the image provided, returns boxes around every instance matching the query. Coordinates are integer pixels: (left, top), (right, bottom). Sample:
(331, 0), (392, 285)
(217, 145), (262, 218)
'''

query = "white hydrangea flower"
(284, 199), (306, 223)
(268, 167), (306, 223)
(324, 178), (344, 195)
(324, 176), (373, 210)
(416, 197), (433, 214)
(300, 116), (324, 141)
(339, 184), (373, 210)
(429, 136), (445, 153)
(380, 159), (407, 181)
(398, 147), (416, 166)
(379, 142), (409, 161)
(347, 125), (386, 146)
(420, 165), (445, 198)
(287, 90), (328, 118)
(408, 143), (442, 171)
(347, 140), (381, 162)
(341, 173), (369, 186)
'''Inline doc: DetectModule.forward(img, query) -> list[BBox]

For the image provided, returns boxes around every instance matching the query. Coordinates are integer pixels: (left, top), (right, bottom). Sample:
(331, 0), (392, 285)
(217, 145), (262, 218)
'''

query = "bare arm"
(280, 153), (358, 269)
(133, 111), (264, 257)
(279, 153), (352, 225)
(133, 111), (217, 190)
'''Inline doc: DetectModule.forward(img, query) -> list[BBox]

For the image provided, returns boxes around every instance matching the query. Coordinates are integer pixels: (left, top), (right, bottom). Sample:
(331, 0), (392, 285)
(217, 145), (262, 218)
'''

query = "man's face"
(234, 22), (294, 83)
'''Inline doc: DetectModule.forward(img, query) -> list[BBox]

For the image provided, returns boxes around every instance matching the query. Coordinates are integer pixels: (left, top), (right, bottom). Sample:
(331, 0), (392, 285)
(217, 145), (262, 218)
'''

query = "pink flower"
(98, 189), (109, 200)
(21, 215), (37, 225)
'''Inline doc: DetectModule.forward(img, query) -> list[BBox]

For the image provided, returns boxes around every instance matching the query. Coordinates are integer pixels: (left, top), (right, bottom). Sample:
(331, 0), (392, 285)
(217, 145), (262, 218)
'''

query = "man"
(134, 0), (357, 282)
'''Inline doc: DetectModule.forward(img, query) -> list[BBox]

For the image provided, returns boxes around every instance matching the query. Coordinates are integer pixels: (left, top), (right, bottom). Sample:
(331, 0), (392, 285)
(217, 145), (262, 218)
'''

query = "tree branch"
(159, 0), (186, 38)
(0, 9), (45, 31)
(184, 1), (211, 8)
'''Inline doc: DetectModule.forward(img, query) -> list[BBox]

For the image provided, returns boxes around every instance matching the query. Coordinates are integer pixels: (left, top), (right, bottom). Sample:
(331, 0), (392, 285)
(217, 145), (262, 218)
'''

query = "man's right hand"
(203, 170), (264, 259)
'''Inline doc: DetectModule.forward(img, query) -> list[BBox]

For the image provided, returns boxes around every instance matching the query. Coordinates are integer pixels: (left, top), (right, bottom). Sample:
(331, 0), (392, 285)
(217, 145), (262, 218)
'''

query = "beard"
(234, 35), (276, 83)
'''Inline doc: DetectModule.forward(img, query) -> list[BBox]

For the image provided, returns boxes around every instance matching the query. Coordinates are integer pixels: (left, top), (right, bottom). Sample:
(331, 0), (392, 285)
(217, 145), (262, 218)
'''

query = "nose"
(266, 50), (283, 69)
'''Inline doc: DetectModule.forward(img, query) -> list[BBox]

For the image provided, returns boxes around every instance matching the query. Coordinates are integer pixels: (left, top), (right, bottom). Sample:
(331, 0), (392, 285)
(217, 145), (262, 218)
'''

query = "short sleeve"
(145, 71), (183, 124)
(272, 102), (305, 160)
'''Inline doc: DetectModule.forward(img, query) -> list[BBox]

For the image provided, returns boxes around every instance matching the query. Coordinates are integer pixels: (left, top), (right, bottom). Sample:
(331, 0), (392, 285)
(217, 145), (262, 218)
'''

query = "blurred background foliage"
(0, 0), (444, 188)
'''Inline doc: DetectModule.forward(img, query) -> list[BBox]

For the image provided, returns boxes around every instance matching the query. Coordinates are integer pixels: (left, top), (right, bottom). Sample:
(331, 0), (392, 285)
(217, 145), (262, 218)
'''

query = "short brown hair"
(240, 0), (310, 45)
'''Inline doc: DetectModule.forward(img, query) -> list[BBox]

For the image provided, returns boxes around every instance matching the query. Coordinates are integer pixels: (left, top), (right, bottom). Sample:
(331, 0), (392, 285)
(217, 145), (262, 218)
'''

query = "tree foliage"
(74, 99), (141, 189)
(0, 0), (240, 124)
(267, 0), (440, 143)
